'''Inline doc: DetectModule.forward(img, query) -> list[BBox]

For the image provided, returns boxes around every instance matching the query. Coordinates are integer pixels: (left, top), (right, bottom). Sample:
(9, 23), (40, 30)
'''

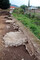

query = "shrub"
(28, 13), (31, 18)
(32, 15), (35, 18)
(25, 13), (31, 18)
(30, 26), (36, 32)
(20, 5), (28, 11)
(36, 16), (40, 20)
(13, 8), (24, 14)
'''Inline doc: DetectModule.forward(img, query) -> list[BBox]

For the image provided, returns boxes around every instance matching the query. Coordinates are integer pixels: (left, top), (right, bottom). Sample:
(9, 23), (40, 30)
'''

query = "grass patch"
(12, 13), (40, 39)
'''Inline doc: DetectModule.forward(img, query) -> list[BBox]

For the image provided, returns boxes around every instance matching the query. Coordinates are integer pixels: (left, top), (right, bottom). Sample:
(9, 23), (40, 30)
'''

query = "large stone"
(4, 17), (12, 20)
(3, 32), (27, 47)
(5, 20), (14, 24)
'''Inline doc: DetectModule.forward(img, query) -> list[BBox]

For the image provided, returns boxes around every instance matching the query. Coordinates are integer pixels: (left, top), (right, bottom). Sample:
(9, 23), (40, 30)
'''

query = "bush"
(30, 26), (36, 32)
(20, 5), (28, 11)
(36, 16), (40, 20)
(13, 8), (24, 14)
(25, 13), (31, 18)
(32, 15), (35, 18)
(28, 13), (31, 18)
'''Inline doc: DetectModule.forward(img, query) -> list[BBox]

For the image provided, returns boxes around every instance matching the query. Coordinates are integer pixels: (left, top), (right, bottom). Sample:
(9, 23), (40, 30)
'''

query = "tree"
(37, 6), (40, 9)
(0, 0), (10, 9)
(20, 5), (27, 11)
(0, 0), (2, 8)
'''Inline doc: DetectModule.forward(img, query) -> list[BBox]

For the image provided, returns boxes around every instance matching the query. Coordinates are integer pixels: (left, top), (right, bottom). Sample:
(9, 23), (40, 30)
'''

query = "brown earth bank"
(0, 46), (36, 60)
(0, 13), (40, 60)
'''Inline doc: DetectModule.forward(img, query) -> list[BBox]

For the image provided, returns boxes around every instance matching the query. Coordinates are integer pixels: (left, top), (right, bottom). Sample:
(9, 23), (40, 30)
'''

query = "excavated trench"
(0, 15), (38, 60)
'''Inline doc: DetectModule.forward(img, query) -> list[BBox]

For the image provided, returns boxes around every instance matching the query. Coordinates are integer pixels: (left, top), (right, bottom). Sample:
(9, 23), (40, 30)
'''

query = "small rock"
(5, 20), (14, 24)
(21, 58), (24, 60)
(6, 25), (10, 29)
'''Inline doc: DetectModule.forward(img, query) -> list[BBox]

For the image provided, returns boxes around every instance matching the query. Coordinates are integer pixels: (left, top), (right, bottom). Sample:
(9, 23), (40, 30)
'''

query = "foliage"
(36, 16), (40, 20)
(0, 0), (10, 9)
(13, 13), (40, 39)
(20, 5), (28, 11)
(31, 15), (35, 18)
(13, 8), (24, 14)
(37, 7), (40, 9)
(25, 13), (40, 20)
(0, 0), (2, 8)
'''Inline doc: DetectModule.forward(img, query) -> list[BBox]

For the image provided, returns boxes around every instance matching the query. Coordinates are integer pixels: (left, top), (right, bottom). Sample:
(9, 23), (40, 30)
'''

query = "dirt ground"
(0, 15), (40, 60)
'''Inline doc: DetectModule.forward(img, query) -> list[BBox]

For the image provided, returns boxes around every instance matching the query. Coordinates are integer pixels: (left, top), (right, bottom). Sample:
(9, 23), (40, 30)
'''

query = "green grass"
(12, 13), (40, 39)
(30, 12), (40, 16)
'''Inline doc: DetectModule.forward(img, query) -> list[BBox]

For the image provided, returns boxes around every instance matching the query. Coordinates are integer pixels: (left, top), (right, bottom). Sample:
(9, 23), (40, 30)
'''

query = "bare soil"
(0, 15), (40, 60)
(0, 46), (35, 60)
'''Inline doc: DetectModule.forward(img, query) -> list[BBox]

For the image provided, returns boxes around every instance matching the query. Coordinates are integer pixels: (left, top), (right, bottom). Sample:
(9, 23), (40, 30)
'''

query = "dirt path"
(0, 15), (40, 60)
